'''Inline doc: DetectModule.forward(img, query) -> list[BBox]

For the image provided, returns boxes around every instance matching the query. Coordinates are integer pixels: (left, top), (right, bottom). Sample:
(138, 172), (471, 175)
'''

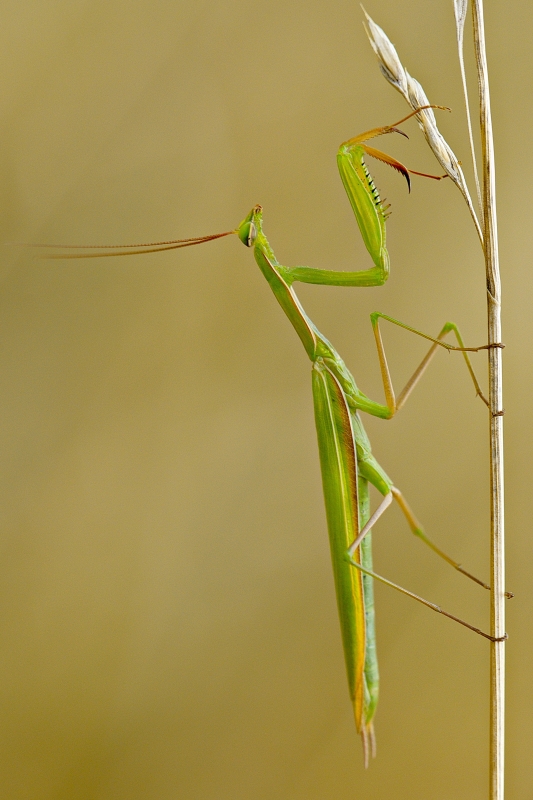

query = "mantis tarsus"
(33, 107), (508, 765)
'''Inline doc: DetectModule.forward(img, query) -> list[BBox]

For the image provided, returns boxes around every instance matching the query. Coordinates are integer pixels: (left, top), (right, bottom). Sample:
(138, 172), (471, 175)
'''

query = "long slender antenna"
(11, 230), (237, 259)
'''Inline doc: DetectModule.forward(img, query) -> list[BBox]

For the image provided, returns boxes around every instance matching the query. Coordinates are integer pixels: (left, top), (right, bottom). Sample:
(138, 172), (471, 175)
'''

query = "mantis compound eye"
(238, 221), (257, 248)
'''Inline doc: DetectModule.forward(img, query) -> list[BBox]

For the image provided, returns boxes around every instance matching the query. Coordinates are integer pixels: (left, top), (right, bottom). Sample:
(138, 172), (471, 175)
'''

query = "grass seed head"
(361, 6), (480, 238)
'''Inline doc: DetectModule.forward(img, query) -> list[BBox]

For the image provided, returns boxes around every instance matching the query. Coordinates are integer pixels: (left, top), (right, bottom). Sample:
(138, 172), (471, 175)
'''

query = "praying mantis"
(33, 106), (508, 766)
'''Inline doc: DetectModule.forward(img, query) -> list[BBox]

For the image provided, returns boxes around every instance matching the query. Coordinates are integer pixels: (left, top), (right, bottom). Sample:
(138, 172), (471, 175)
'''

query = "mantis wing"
(312, 360), (375, 756)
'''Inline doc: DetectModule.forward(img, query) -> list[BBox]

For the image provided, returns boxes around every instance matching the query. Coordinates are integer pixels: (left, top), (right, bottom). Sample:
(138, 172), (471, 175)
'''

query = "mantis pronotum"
(32, 107), (507, 766)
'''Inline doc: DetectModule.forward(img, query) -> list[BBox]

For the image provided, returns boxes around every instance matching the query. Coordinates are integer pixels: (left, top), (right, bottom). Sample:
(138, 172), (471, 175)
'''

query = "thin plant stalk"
(363, 5), (506, 795)
(470, 3), (505, 798)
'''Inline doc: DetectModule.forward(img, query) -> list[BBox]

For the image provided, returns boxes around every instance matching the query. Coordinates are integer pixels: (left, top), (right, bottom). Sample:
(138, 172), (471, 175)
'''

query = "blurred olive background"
(0, 2), (530, 798)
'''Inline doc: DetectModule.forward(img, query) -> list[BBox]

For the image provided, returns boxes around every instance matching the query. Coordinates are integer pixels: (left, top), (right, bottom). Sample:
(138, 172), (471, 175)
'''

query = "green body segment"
(311, 360), (366, 727)
(311, 360), (381, 736)
(238, 192), (395, 748)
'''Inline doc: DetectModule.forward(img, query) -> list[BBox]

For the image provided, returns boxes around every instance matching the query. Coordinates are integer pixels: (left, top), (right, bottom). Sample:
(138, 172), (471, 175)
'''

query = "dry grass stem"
(470, 3), (505, 798)
(363, 3), (505, 796)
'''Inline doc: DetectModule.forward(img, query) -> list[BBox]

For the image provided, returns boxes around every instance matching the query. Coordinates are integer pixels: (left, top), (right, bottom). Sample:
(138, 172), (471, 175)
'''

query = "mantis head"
(236, 205), (262, 248)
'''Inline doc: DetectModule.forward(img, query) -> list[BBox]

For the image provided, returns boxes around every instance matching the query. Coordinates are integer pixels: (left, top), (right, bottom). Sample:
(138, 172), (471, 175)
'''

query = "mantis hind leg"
(390, 486), (495, 591)
(347, 557), (507, 642)
(351, 454), (495, 592)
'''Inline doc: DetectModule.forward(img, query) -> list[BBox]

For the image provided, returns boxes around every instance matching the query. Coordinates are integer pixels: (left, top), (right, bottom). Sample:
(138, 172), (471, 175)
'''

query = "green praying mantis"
(32, 106), (508, 766)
